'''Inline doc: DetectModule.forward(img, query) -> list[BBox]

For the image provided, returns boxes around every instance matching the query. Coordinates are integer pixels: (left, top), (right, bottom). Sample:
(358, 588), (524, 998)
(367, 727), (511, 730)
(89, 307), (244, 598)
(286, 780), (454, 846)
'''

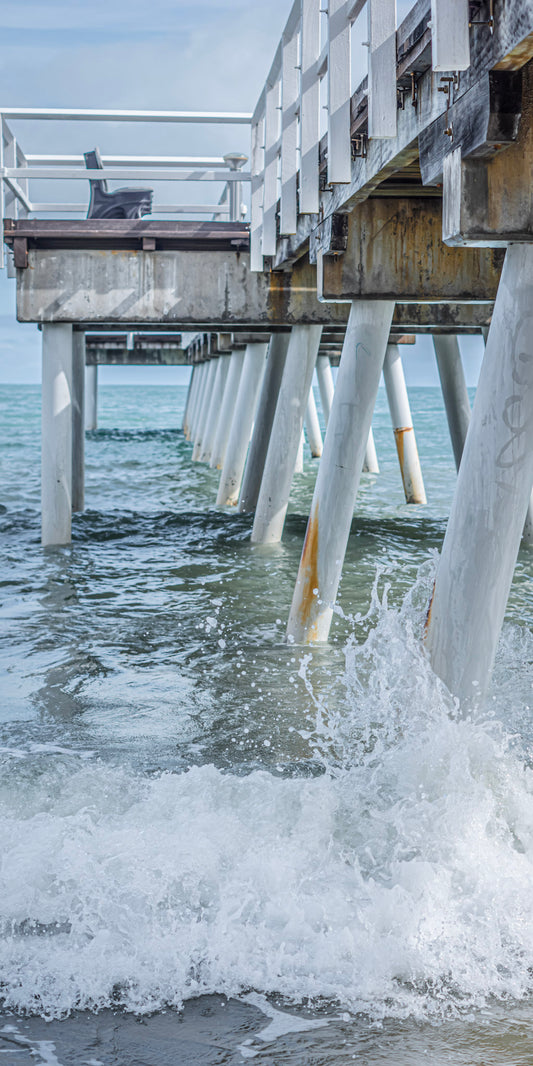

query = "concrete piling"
(85, 364), (98, 431)
(238, 333), (290, 514)
(71, 331), (85, 514)
(210, 349), (245, 471)
(383, 343), (427, 505)
(199, 354), (230, 464)
(425, 244), (533, 702)
(316, 355), (334, 427)
(433, 335), (471, 471)
(182, 365), (198, 439)
(41, 323), (74, 547)
(192, 358), (218, 461)
(190, 363), (209, 444)
(294, 432), (305, 474)
(286, 301), (395, 643)
(304, 387), (323, 458)
(216, 343), (268, 506)
(251, 325), (322, 545)
(363, 429), (380, 474)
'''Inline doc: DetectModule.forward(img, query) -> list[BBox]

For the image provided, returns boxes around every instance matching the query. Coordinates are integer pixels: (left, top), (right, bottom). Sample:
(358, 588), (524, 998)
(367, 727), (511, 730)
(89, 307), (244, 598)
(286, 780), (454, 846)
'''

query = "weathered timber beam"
(3, 219), (250, 256)
(317, 198), (504, 302)
(272, 0), (533, 270)
(443, 63), (533, 245)
(419, 70), (522, 186)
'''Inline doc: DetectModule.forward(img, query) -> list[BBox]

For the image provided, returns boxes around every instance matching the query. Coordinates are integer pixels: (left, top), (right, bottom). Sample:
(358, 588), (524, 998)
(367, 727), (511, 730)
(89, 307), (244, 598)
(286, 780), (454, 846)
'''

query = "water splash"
(1, 565), (533, 1022)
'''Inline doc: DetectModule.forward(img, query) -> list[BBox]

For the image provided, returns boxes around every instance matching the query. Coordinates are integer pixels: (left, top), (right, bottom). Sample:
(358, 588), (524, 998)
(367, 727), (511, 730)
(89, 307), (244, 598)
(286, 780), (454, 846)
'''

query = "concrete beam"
(85, 348), (188, 365)
(317, 198), (505, 302)
(16, 250), (349, 328)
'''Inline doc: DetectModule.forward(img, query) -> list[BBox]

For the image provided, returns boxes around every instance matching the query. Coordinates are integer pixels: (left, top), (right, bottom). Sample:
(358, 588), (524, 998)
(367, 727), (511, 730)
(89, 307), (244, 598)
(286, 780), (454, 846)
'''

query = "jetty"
(2, 0), (533, 705)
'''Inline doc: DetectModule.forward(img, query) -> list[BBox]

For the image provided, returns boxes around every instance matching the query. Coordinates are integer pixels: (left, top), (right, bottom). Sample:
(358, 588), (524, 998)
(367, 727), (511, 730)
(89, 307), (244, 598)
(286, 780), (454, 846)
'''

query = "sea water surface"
(0, 381), (533, 1065)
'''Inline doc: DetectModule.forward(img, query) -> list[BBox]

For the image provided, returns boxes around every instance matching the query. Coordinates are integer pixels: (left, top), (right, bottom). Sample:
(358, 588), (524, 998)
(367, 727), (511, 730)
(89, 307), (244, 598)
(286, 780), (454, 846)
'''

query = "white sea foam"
(1, 571), (533, 1022)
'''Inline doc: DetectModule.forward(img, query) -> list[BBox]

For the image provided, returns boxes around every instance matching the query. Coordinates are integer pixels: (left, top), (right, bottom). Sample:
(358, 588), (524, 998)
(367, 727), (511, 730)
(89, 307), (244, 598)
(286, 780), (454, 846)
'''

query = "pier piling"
(216, 342), (268, 506)
(238, 333), (290, 514)
(316, 355), (334, 427)
(251, 324), (322, 545)
(192, 358), (217, 461)
(84, 364), (98, 432)
(383, 343), (426, 505)
(433, 335), (471, 472)
(71, 331), (85, 514)
(41, 323), (73, 547)
(425, 245), (533, 702)
(286, 301), (395, 643)
(200, 355), (230, 464)
(304, 388), (323, 458)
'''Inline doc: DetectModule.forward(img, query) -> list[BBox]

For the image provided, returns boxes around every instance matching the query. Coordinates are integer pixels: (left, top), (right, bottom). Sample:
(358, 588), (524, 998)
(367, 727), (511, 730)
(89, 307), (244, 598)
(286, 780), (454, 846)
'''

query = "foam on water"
(1, 567), (533, 1023)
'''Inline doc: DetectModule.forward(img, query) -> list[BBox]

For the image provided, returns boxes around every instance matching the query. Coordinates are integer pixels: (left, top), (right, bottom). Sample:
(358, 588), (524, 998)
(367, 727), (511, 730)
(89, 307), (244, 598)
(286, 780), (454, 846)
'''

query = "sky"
(0, 0), (485, 386)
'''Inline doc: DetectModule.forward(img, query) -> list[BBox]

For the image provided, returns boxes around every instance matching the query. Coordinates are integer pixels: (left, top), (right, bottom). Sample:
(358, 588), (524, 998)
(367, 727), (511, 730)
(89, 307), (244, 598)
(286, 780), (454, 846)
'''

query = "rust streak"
(423, 580), (436, 640)
(298, 501), (320, 639)
(393, 425), (412, 490)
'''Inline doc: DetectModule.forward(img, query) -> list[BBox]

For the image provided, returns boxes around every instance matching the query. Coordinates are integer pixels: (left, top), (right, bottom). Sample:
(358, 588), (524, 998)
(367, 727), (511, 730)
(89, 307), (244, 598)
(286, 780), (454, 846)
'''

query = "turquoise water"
(0, 382), (532, 1064)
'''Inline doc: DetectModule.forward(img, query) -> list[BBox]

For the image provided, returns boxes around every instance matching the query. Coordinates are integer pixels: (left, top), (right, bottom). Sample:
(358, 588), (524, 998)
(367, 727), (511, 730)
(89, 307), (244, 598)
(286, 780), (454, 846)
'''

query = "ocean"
(0, 381), (532, 1064)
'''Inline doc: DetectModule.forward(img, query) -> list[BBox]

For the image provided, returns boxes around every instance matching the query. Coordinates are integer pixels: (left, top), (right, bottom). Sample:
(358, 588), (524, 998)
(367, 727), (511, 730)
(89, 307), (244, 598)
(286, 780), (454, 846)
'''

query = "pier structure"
(3, 0), (533, 702)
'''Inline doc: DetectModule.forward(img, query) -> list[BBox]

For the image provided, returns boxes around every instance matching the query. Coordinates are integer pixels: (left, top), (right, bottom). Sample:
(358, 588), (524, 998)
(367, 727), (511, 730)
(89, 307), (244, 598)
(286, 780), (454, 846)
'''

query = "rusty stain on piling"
(393, 425), (411, 464)
(298, 501), (320, 640)
(394, 425), (411, 496)
(424, 580), (436, 640)
(394, 425), (426, 504)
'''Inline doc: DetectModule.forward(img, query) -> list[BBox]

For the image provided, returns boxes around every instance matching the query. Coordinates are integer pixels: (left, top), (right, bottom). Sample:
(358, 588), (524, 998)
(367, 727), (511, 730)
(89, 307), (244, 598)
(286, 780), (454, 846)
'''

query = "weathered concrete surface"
(86, 347), (188, 365)
(425, 243), (533, 703)
(41, 323), (73, 546)
(433, 335), (471, 471)
(16, 250), (349, 328)
(318, 199), (505, 303)
(286, 301), (395, 644)
(17, 244), (499, 329)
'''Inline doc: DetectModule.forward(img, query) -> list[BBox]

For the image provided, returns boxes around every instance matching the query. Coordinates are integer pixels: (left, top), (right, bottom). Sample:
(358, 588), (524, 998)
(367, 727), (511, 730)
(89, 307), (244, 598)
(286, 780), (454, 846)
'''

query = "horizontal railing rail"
(0, 107), (253, 268)
(250, 0), (472, 271)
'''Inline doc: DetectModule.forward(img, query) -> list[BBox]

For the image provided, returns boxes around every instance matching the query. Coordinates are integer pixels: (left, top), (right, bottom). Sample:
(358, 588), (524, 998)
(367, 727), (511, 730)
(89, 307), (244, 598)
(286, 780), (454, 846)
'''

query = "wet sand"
(2, 996), (533, 1065)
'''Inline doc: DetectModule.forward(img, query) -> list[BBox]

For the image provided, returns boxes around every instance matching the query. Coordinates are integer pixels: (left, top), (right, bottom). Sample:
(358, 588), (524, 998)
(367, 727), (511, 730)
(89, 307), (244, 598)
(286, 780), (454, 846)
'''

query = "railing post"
(368, 0), (397, 139)
(300, 0), (321, 214)
(0, 116), (5, 268)
(250, 112), (265, 271)
(280, 24), (299, 234)
(430, 0), (470, 71)
(328, 0), (352, 184)
(262, 64), (281, 256)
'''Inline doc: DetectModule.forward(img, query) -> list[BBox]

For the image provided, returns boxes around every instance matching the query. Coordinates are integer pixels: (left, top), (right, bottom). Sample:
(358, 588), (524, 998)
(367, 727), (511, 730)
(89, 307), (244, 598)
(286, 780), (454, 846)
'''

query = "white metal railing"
(0, 107), (253, 267)
(1, 1), (473, 273)
(250, 0), (472, 271)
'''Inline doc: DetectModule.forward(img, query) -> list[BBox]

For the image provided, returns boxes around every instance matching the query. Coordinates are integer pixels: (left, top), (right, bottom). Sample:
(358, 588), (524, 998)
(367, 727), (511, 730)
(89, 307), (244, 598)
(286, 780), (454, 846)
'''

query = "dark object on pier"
(84, 147), (153, 220)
